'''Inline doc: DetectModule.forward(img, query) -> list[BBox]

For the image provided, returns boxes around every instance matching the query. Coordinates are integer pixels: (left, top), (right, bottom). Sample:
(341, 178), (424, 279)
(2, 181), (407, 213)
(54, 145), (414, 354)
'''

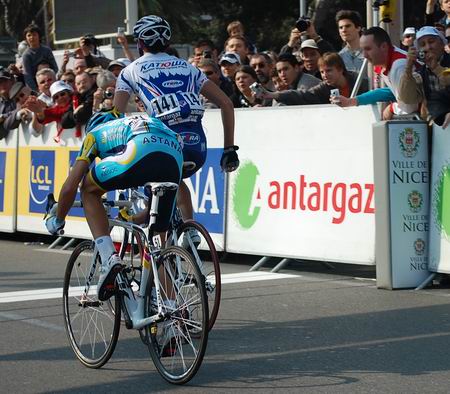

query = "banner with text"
(226, 105), (379, 264)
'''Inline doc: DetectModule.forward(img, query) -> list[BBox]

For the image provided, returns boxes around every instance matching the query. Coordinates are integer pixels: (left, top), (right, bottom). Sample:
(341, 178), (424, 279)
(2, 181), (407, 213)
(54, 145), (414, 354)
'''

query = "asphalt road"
(1, 235), (450, 393)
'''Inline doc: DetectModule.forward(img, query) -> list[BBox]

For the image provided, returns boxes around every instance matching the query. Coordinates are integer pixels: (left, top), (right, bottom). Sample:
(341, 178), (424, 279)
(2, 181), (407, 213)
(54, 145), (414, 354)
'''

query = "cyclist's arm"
(113, 90), (130, 113)
(57, 160), (90, 220)
(200, 80), (235, 147)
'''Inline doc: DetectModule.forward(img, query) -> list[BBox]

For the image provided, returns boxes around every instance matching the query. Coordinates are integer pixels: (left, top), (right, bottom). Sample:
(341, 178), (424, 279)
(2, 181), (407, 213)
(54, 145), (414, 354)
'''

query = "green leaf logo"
(232, 161), (260, 229)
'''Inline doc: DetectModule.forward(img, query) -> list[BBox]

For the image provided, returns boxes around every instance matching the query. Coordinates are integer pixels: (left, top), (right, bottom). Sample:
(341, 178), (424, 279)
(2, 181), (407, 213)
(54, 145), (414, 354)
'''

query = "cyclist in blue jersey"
(113, 15), (239, 241)
(45, 110), (183, 301)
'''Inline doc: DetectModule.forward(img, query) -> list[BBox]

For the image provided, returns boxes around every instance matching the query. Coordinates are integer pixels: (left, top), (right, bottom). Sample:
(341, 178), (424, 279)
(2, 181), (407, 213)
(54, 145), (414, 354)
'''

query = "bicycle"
(46, 182), (209, 384)
(119, 183), (221, 332)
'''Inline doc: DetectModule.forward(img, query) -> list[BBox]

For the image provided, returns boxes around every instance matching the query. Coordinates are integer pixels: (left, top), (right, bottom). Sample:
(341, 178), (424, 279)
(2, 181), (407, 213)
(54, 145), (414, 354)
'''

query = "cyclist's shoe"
(181, 228), (201, 249)
(161, 337), (177, 357)
(97, 253), (123, 301)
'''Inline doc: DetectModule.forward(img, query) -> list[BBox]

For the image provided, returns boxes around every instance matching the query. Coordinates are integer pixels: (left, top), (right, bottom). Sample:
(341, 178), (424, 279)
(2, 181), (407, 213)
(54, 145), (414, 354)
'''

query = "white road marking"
(0, 311), (65, 331)
(0, 271), (299, 304)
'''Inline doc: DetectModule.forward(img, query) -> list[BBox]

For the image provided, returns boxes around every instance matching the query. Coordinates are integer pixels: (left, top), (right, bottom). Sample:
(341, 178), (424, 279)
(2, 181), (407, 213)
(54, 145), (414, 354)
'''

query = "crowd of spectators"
(0, 0), (449, 142)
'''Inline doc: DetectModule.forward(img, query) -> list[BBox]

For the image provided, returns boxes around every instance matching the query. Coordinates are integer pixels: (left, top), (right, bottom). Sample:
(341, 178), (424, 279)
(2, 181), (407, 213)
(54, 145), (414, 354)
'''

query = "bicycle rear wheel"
(144, 246), (209, 384)
(63, 240), (121, 368)
(173, 220), (221, 331)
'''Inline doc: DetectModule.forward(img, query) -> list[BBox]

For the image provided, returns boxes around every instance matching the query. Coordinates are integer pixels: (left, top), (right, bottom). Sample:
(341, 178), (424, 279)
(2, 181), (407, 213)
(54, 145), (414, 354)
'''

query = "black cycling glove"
(220, 145), (240, 172)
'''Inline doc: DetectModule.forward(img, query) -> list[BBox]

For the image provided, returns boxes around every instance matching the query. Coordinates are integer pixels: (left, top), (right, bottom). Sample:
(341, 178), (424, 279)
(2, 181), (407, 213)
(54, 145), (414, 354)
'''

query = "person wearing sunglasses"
(400, 27), (416, 51)
(1, 81), (35, 134)
(26, 80), (74, 141)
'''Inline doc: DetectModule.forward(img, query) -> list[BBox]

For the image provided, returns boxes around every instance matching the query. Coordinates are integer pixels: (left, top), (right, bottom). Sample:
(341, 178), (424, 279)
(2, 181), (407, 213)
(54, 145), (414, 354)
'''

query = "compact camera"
(67, 51), (76, 58)
(418, 50), (425, 61)
(117, 27), (125, 37)
(295, 16), (311, 32)
(202, 50), (212, 59)
(330, 88), (340, 98)
(249, 82), (264, 96)
(103, 90), (114, 99)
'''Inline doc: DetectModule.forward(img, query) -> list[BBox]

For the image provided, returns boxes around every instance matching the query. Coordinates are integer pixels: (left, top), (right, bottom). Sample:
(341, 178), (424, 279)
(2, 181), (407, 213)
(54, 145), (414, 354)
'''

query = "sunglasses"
(203, 70), (215, 76)
(404, 34), (415, 38)
(38, 78), (54, 85)
(251, 63), (267, 68)
(53, 91), (68, 99)
(62, 78), (75, 84)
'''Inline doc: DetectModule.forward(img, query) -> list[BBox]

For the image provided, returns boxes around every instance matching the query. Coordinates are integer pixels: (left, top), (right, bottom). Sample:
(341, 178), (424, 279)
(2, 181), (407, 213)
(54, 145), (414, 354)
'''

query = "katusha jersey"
(116, 52), (208, 130)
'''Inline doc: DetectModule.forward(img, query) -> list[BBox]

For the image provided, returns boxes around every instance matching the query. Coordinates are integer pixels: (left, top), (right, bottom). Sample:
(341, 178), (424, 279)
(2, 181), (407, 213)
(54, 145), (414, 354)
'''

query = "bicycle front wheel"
(145, 246), (209, 384)
(63, 240), (121, 368)
(175, 220), (221, 331)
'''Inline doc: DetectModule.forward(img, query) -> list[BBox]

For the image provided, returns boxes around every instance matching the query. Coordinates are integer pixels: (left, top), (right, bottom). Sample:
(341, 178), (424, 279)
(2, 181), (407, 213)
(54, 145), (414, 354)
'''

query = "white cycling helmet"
(133, 15), (171, 47)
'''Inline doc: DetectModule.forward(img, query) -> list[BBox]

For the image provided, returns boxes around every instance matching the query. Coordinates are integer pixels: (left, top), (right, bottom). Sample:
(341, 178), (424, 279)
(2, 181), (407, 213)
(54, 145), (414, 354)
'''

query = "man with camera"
(398, 26), (450, 128)
(279, 16), (334, 58)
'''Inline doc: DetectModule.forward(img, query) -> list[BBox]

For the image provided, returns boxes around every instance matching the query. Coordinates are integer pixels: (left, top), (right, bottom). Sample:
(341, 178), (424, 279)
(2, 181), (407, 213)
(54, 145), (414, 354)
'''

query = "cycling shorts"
(89, 133), (183, 231)
(171, 124), (207, 178)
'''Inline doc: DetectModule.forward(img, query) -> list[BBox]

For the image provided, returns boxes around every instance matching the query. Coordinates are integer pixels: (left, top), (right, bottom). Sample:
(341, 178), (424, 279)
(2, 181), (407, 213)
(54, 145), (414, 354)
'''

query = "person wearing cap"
(299, 39), (323, 79)
(398, 26), (450, 128)
(26, 81), (74, 142)
(107, 58), (131, 78)
(197, 58), (234, 106)
(2, 81), (34, 135)
(21, 24), (58, 92)
(219, 52), (241, 81)
(400, 27), (416, 50)
(0, 69), (17, 139)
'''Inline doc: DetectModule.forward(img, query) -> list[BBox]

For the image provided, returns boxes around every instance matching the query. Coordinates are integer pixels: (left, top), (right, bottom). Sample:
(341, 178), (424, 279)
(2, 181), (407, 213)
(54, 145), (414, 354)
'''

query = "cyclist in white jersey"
(114, 15), (239, 229)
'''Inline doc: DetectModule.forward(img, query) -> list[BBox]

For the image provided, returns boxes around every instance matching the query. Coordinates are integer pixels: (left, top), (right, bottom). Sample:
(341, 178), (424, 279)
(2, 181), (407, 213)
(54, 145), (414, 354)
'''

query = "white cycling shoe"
(97, 253), (123, 301)
(181, 228), (201, 249)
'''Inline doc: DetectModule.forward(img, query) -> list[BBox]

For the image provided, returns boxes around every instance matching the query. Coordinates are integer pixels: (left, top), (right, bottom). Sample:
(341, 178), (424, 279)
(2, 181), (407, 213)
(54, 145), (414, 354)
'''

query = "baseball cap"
(300, 39), (319, 51)
(403, 27), (416, 36)
(415, 26), (447, 46)
(107, 57), (131, 70)
(49, 80), (73, 98)
(9, 81), (25, 99)
(219, 52), (241, 65)
(0, 68), (13, 80)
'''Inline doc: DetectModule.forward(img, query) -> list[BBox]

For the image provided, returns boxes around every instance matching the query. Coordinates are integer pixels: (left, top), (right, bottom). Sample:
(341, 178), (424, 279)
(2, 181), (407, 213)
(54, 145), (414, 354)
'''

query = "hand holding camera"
(249, 82), (273, 100)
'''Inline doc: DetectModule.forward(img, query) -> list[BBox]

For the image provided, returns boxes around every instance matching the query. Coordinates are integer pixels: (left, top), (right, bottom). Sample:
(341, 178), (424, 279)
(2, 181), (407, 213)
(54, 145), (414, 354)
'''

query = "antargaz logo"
(232, 161), (260, 229)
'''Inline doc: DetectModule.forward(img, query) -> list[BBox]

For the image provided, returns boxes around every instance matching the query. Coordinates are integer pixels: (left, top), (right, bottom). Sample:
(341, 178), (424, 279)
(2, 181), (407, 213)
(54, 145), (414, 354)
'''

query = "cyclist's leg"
(177, 181), (193, 220)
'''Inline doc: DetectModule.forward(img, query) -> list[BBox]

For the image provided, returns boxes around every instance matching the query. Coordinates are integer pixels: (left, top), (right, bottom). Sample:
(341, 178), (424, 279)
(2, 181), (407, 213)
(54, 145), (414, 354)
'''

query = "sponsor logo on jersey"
(29, 150), (54, 213)
(180, 132), (200, 145)
(162, 80), (184, 88)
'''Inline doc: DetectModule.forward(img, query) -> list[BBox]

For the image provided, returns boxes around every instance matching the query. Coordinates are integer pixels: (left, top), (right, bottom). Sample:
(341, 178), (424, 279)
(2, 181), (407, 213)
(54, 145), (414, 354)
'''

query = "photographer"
(92, 70), (116, 112)
(230, 65), (262, 108)
(75, 34), (112, 70)
(2, 81), (35, 134)
(193, 39), (219, 65)
(398, 26), (450, 128)
(279, 16), (335, 57)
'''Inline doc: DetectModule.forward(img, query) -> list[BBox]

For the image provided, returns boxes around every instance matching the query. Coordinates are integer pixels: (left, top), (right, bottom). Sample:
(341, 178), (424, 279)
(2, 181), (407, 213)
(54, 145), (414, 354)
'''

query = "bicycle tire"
(63, 240), (121, 368)
(144, 246), (209, 384)
(173, 220), (221, 331)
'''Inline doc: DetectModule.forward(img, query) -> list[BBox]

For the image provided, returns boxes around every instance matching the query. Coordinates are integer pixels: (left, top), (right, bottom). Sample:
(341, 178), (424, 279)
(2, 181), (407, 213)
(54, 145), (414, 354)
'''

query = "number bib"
(150, 92), (204, 125)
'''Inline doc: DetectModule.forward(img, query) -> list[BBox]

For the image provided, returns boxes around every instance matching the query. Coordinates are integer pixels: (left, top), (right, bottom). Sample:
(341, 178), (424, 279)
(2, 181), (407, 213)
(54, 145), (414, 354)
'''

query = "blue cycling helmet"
(133, 15), (171, 47)
(85, 109), (124, 133)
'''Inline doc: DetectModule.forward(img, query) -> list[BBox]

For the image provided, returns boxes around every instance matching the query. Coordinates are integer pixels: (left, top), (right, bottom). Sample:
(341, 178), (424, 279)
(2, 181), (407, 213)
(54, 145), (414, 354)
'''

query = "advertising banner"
(429, 123), (450, 273)
(226, 105), (379, 264)
(387, 122), (430, 287)
(0, 129), (19, 232)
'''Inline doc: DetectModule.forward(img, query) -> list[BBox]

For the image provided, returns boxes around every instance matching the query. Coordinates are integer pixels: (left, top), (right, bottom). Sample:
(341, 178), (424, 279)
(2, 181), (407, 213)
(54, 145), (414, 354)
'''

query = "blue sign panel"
(29, 150), (55, 213)
(0, 152), (6, 212)
(189, 148), (225, 234)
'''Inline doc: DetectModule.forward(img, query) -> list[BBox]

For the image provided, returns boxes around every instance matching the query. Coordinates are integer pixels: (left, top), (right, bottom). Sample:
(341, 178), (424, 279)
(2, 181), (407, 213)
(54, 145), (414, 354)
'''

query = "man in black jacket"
(0, 69), (16, 140)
